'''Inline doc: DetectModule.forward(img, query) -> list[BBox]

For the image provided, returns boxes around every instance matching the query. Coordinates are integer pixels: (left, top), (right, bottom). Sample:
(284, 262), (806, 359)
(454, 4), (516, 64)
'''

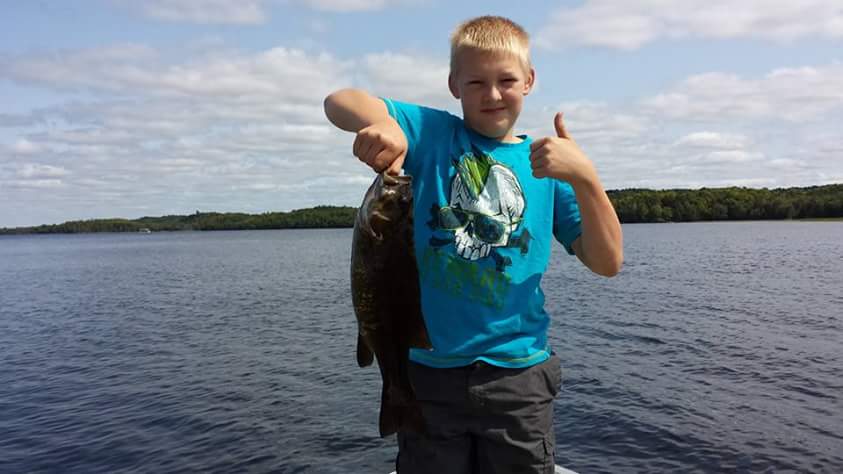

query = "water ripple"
(1, 224), (842, 473)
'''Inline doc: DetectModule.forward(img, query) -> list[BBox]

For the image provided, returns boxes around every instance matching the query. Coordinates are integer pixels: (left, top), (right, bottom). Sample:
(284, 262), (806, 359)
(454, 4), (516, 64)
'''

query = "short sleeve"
(381, 98), (452, 176)
(553, 181), (583, 255)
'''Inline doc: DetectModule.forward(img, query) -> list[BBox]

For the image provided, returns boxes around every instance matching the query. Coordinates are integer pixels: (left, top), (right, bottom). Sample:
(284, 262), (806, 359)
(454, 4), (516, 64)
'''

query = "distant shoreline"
(3, 184), (841, 235)
(0, 205), (358, 235)
(3, 218), (842, 237)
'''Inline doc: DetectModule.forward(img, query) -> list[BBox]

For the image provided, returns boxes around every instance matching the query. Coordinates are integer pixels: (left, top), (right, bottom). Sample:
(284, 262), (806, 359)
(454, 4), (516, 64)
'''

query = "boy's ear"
(448, 73), (460, 99)
(523, 67), (536, 95)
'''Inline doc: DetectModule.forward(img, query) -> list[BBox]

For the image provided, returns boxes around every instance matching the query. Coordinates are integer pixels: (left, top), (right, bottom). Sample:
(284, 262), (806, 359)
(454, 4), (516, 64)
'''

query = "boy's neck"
(496, 131), (523, 144)
(466, 122), (523, 144)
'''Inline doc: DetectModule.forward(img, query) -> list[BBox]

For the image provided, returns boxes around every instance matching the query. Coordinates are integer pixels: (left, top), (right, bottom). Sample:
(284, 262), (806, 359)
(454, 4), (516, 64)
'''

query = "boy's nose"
(485, 85), (502, 101)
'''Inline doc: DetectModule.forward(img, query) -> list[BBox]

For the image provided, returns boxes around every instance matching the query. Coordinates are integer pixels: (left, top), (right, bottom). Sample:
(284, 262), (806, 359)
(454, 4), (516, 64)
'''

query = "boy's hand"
(529, 112), (597, 185)
(353, 118), (407, 175)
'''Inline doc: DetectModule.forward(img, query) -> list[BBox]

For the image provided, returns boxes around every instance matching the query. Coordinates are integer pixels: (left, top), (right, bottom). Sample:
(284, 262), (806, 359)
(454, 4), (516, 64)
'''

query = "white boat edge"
(390, 466), (577, 474)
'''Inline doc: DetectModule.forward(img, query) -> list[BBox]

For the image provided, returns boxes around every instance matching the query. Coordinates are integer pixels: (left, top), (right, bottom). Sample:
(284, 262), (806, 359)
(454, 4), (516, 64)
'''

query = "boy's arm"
(570, 178), (623, 277)
(531, 112), (623, 277)
(324, 88), (406, 174)
(324, 88), (389, 132)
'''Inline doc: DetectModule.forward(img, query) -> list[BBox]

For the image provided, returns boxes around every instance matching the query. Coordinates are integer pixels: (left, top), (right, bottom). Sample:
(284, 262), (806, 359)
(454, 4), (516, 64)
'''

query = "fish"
(350, 172), (432, 437)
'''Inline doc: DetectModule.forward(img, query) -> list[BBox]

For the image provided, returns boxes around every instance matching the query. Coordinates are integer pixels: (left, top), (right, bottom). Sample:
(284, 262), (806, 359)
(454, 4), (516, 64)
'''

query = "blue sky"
(2, 0), (842, 227)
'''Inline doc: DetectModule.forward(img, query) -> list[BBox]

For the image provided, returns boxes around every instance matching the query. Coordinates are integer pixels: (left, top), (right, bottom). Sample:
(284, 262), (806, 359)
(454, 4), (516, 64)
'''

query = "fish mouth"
(381, 172), (399, 185)
(381, 171), (412, 186)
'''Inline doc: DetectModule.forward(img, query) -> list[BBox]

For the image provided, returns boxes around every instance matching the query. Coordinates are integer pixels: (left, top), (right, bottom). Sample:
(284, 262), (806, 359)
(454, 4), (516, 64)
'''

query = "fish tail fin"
(398, 403), (427, 435)
(356, 334), (374, 368)
(378, 388), (426, 437)
(378, 385), (399, 437)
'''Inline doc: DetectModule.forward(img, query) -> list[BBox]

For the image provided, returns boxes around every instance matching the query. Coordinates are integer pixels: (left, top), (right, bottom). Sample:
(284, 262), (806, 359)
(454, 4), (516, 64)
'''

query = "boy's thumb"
(554, 112), (569, 139)
(385, 153), (405, 176)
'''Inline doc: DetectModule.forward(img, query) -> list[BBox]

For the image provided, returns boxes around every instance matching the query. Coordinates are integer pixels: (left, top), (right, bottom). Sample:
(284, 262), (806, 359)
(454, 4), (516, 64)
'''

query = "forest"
(0, 206), (357, 234)
(2, 184), (841, 234)
(608, 184), (842, 223)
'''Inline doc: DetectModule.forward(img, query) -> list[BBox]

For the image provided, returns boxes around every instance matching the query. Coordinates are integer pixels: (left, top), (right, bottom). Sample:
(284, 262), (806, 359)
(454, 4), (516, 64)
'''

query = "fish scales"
(350, 172), (432, 437)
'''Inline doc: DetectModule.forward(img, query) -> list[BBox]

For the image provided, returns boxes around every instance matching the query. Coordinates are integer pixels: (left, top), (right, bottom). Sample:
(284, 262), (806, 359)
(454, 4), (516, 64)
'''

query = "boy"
(325, 15), (622, 474)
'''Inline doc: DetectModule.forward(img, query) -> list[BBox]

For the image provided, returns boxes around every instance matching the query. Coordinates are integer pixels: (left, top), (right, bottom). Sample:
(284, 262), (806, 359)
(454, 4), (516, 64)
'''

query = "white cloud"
(114, 0), (267, 24)
(8, 179), (65, 189)
(1, 46), (354, 108)
(703, 150), (763, 164)
(158, 158), (204, 169)
(2, 38), (841, 226)
(526, 101), (648, 143)
(0, 44), (362, 226)
(298, 0), (389, 12)
(641, 63), (843, 121)
(16, 164), (69, 179)
(13, 138), (42, 154)
(112, 0), (413, 22)
(675, 132), (750, 149)
(511, 62), (842, 191)
(362, 53), (454, 109)
(1, 44), (156, 94)
(536, 0), (843, 50)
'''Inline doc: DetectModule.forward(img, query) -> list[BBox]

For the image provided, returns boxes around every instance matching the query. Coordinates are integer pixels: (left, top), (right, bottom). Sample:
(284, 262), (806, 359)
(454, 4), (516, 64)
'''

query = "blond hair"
(450, 16), (531, 74)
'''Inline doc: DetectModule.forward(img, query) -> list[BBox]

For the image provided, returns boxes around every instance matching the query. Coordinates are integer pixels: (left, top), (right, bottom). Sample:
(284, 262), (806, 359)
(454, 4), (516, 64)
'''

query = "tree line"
(0, 206), (357, 234)
(2, 184), (841, 234)
(608, 184), (842, 223)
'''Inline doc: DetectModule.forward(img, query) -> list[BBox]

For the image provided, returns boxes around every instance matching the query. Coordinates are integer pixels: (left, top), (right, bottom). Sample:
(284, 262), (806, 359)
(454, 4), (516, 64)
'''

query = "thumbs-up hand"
(529, 112), (597, 184)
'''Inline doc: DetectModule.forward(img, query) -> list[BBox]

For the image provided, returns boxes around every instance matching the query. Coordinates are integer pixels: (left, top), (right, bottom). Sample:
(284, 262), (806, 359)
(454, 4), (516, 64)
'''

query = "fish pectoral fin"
(407, 314), (433, 350)
(408, 330), (433, 350)
(356, 334), (374, 368)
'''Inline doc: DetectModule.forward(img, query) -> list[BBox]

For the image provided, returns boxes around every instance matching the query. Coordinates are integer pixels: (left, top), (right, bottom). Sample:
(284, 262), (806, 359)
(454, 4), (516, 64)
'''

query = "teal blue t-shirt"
(384, 98), (582, 369)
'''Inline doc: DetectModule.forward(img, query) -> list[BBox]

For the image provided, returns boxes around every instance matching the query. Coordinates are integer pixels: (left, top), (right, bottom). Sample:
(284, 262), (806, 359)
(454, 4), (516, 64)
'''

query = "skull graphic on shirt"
(443, 150), (525, 261)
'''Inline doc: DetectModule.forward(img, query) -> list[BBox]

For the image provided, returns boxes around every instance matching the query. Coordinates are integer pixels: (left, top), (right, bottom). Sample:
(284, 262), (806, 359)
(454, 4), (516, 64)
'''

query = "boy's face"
(449, 49), (535, 143)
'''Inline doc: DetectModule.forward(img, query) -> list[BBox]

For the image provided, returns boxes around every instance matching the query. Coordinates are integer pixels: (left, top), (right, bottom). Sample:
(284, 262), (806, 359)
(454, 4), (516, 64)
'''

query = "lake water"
(1, 222), (841, 473)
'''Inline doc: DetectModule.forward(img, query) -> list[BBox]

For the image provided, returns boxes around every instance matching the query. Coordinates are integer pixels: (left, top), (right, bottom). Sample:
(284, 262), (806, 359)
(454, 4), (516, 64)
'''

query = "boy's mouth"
(481, 107), (507, 114)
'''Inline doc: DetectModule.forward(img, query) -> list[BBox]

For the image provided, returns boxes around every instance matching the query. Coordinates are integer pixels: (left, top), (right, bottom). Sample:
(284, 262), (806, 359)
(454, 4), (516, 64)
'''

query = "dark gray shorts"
(396, 353), (562, 474)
